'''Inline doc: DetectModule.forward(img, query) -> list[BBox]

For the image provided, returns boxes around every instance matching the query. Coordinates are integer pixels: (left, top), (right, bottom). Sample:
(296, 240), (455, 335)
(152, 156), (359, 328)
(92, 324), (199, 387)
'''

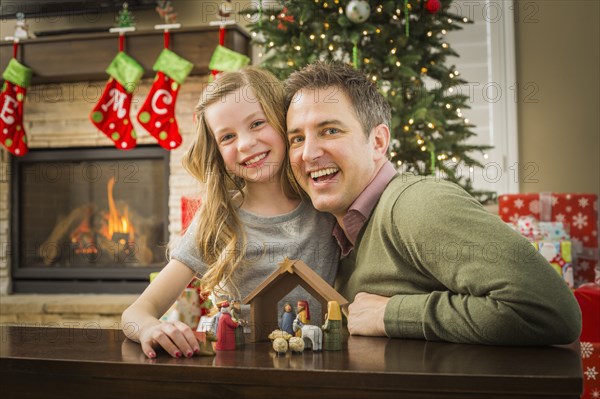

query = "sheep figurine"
(272, 337), (288, 356)
(269, 328), (305, 355)
(268, 329), (292, 342)
(288, 336), (305, 354)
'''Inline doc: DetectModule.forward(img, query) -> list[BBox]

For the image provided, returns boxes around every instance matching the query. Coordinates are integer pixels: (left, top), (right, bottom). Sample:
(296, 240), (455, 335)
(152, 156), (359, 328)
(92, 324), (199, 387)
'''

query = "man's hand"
(347, 292), (390, 337)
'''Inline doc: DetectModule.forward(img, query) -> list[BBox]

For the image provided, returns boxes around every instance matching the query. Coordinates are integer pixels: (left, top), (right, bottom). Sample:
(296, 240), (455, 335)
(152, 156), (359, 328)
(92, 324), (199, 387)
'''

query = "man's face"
(287, 87), (385, 220)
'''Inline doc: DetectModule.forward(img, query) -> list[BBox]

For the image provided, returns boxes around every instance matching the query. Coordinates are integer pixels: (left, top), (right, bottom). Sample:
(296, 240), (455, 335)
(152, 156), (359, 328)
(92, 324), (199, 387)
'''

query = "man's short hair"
(284, 61), (392, 137)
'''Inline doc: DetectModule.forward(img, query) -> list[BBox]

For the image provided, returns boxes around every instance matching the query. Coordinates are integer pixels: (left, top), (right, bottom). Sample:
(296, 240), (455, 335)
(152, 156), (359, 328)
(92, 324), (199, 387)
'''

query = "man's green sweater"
(336, 175), (582, 345)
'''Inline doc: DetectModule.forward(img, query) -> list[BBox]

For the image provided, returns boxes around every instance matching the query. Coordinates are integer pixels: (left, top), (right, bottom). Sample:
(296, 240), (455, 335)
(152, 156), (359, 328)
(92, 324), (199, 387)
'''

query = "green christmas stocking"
(90, 52), (144, 150)
(137, 49), (193, 150)
(1, 58), (32, 156)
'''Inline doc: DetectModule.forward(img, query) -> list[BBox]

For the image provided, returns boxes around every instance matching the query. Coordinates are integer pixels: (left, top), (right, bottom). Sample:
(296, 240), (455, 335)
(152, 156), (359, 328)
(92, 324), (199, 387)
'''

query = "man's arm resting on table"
(346, 181), (582, 345)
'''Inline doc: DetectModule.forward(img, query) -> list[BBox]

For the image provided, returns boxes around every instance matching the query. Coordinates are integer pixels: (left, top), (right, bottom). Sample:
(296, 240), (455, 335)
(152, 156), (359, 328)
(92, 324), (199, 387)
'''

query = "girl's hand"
(139, 320), (200, 359)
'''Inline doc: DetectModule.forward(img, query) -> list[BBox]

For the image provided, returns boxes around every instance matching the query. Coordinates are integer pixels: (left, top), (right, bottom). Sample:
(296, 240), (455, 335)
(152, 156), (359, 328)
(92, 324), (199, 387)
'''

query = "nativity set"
(178, 258), (349, 356)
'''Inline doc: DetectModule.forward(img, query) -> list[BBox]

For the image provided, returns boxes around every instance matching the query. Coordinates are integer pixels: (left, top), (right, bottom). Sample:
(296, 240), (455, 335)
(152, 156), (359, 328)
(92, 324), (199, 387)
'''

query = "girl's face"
(205, 87), (285, 184)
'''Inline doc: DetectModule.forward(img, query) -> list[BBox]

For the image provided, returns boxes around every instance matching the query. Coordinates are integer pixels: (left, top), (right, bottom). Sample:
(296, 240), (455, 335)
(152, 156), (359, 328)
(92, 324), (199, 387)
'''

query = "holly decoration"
(425, 0), (442, 14)
(137, 48), (193, 150)
(345, 0), (371, 24)
(90, 51), (144, 150)
(0, 58), (32, 156)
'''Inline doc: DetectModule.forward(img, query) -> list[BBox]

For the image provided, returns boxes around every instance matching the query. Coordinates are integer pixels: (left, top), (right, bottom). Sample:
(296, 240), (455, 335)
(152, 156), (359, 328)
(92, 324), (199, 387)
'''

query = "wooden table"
(0, 326), (582, 398)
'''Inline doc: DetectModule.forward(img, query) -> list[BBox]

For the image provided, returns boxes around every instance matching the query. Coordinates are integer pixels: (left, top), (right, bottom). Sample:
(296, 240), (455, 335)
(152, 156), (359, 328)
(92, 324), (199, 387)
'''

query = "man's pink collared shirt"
(333, 161), (397, 257)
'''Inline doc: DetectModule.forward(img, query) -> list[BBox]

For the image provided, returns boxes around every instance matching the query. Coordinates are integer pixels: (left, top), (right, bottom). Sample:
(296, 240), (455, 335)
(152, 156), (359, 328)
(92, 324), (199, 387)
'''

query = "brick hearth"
(0, 294), (137, 328)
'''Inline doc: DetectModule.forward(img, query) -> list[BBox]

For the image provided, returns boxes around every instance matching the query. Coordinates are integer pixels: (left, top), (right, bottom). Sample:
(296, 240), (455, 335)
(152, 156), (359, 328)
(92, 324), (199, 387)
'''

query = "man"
(284, 61), (581, 345)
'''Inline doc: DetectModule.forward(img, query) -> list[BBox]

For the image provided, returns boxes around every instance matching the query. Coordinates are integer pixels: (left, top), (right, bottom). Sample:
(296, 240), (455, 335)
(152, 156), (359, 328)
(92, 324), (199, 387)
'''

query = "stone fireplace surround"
(0, 75), (205, 327)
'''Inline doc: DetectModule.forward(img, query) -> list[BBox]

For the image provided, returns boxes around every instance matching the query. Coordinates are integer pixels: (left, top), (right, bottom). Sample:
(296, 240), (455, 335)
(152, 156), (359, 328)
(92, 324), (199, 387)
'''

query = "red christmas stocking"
(90, 52), (143, 150)
(1, 59), (32, 156)
(137, 49), (193, 150)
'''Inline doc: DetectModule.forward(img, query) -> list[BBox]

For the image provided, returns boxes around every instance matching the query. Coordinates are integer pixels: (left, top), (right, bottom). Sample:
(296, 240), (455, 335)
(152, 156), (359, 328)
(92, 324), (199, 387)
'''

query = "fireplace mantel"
(0, 26), (242, 297)
(0, 25), (250, 84)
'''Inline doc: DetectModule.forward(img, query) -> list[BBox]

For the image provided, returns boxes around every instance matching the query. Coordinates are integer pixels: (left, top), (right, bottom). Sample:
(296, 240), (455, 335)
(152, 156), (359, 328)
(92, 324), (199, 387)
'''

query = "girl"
(121, 67), (339, 359)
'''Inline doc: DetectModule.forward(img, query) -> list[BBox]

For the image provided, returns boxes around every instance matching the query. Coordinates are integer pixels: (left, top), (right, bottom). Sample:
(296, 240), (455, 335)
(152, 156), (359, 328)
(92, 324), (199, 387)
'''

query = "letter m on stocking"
(101, 87), (128, 119)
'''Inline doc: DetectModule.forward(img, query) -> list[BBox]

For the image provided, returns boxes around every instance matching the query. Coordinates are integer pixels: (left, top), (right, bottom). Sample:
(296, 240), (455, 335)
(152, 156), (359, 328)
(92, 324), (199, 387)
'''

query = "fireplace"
(11, 146), (169, 293)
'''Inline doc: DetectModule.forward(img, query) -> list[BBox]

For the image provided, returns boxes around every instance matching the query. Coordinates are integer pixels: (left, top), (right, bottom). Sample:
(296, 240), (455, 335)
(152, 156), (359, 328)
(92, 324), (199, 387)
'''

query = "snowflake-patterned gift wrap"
(580, 342), (600, 398)
(575, 284), (600, 398)
(499, 193), (599, 286)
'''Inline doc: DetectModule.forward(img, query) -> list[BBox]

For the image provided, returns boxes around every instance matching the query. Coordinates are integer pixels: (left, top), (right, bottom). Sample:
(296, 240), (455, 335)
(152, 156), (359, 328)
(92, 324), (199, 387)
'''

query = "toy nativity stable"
(243, 258), (349, 344)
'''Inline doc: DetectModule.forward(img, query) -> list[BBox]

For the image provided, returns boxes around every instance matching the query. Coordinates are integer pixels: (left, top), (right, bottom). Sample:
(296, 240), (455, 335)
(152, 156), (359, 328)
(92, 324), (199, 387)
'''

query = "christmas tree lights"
(247, 0), (496, 203)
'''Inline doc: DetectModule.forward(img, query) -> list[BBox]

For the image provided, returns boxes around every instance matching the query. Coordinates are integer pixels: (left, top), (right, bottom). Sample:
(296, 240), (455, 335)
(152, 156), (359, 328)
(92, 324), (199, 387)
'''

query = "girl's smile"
(241, 150), (269, 167)
(205, 88), (286, 185)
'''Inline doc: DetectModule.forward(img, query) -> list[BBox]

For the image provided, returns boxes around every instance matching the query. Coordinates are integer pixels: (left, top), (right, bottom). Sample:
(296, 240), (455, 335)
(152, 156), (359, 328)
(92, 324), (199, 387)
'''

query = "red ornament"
(425, 0), (441, 14)
(276, 7), (295, 31)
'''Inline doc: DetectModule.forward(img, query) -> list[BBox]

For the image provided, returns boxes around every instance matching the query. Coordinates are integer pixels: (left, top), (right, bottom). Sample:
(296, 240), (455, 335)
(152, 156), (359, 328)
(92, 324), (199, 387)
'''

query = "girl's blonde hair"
(182, 67), (300, 296)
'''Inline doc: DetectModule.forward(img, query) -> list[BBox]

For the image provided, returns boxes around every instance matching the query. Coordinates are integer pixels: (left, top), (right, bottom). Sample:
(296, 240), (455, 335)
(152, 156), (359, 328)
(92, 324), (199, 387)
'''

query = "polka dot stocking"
(90, 78), (137, 150)
(0, 80), (29, 156)
(136, 47), (192, 151)
(137, 71), (182, 150)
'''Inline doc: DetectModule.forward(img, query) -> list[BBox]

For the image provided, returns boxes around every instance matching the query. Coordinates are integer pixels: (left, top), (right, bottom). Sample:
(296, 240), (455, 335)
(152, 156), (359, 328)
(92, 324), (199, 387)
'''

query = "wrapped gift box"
(499, 193), (599, 285)
(581, 341), (600, 399)
(150, 274), (208, 330)
(181, 196), (202, 233)
(531, 241), (574, 287)
(575, 285), (600, 399)
(161, 288), (202, 329)
(575, 285), (600, 343)
(516, 216), (570, 241)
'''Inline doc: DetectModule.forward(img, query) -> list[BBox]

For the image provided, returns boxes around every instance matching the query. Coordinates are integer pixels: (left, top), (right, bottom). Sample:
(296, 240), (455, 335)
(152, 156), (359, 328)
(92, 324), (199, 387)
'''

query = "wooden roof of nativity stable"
(242, 258), (349, 307)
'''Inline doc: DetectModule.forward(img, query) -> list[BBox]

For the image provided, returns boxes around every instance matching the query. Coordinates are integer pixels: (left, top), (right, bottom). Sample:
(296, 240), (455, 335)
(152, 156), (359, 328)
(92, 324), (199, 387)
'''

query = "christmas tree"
(247, 0), (495, 203)
(116, 2), (135, 28)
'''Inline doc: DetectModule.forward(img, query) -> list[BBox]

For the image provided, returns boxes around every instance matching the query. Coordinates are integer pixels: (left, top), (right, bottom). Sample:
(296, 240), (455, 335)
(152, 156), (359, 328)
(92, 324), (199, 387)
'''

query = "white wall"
(445, 0), (519, 196)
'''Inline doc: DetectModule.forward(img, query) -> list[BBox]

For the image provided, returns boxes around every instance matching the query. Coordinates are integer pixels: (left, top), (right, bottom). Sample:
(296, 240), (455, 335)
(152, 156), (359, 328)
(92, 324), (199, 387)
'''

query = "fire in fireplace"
(40, 175), (154, 267)
(11, 146), (169, 293)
